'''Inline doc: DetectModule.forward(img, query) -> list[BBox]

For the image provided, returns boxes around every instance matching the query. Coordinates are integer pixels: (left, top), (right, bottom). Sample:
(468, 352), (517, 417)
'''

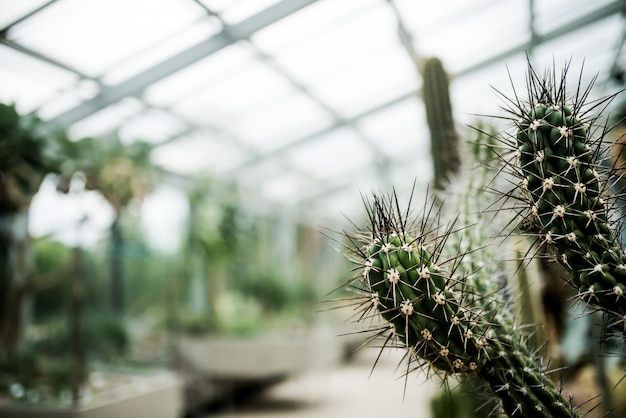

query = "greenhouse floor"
(202, 348), (440, 418)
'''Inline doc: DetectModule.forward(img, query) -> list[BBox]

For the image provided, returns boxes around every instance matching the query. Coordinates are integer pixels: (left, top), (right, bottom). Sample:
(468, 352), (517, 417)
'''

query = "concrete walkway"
(205, 348), (440, 418)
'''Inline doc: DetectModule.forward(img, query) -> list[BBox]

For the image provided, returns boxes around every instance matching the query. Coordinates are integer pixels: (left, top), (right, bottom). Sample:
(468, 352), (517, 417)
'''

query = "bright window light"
(311, 46), (419, 118)
(150, 129), (247, 175)
(258, 172), (311, 204)
(37, 79), (100, 120)
(145, 42), (255, 107)
(228, 92), (334, 152)
(265, 3), (398, 86)
(534, 0), (616, 35)
(68, 97), (144, 139)
(252, 0), (380, 55)
(29, 177), (114, 247)
(140, 184), (189, 253)
(118, 109), (188, 145)
(0, 0), (50, 29)
(415, 0), (527, 74)
(172, 57), (296, 129)
(393, 0), (500, 37)
(102, 16), (223, 86)
(282, 127), (373, 180)
(357, 97), (427, 159)
(220, 0), (283, 25)
(0, 44), (78, 112)
(9, 0), (207, 76)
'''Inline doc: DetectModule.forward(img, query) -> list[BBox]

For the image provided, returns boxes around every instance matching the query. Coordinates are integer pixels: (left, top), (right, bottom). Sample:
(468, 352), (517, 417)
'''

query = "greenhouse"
(1, 0), (626, 417)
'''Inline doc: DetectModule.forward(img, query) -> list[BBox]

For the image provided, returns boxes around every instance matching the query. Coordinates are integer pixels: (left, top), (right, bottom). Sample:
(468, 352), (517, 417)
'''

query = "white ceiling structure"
(2, 0), (626, 248)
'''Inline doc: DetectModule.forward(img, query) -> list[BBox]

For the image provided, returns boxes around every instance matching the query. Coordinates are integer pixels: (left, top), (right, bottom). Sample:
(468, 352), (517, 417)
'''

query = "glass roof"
(2, 0), (626, 245)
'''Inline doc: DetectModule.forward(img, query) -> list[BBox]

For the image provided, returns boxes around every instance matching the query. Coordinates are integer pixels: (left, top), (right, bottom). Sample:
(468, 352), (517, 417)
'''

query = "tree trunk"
(0, 211), (32, 354)
(110, 215), (124, 315)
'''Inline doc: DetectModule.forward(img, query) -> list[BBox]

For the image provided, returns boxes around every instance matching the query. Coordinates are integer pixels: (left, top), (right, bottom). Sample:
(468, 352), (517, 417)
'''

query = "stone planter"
(177, 327), (344, 381)
(0, 370), (183, 418)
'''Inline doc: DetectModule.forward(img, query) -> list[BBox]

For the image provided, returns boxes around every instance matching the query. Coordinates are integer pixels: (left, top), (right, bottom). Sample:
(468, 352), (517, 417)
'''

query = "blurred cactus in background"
(422, 57), (461, 192)
(332, 59), (626, 417)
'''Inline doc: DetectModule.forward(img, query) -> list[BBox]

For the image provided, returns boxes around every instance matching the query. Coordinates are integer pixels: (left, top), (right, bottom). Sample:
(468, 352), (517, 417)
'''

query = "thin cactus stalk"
(336, 190), (578, 417)
(423, 57), (461, 191)
(497, 61), (626, 320)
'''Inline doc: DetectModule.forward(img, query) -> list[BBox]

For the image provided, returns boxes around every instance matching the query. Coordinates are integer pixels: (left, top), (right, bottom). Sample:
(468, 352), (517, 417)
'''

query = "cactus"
(423, 57), (461, 191)
(339, 189), (578, 417)
(498, 62), (626, 320)
(329, 59), (626, 417)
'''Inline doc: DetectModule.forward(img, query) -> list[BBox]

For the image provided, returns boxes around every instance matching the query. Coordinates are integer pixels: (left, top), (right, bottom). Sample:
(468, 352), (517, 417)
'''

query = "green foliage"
(32, 313), (129, 361)
(0, 350), (77, 403)
(32, 238), (73, 318)
(0, 103), (60, 213)
(430, 378), (495, 418)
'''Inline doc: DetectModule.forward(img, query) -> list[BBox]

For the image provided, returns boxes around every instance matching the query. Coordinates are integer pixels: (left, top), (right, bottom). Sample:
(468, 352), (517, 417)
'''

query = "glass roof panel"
(534, 0), (617, 35)
(228, 92), (334, 151)
(310, 46), (419, 118)
(8, 0), (207, 77)
(118, 109), (189, 145)
(171, 57), (296, 129)
(257, 3), (397, 85)
(36, 79), (100, 120)
(0, 44), (78, 112)
(450, 54), (529, 120)
(68, 97), (144, 139)
(0, 0), (51, 29)
(150, 129), (247, 175)
(414, 0), (528, 74)
(144, 42), (255, 107)
(357, 97), (428, 159)
(530, 15), (623, 94)
(219, 0), (283, 25)
(252, 0), (380, 54)
(394, 0), (500, 37)
(101, 16), (223, 86)
(282, 127), (373, 181)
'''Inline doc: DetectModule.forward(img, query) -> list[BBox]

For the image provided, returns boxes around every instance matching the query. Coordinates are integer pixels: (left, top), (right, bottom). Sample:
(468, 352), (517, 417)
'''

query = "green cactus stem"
(337, 191), (578, 417)
(423, 57), (461, 191)
(501, 61), (626, 318)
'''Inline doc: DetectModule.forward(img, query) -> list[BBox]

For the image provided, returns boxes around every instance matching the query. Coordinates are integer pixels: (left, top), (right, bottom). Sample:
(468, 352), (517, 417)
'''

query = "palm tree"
(73, 136), (158, 315)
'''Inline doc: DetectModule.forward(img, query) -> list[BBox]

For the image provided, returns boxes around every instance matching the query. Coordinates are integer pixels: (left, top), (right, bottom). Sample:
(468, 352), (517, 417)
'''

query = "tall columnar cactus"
(499, 62), (626, 320)
(339, 190), (578, 417)
(423, 57), (461, 191)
